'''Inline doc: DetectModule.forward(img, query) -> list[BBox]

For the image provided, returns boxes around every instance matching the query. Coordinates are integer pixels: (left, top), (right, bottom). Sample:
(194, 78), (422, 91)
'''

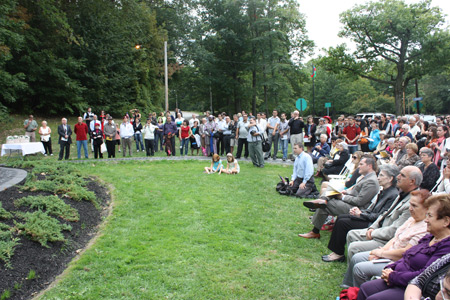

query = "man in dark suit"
(58, 118), (72, 160)
(298, 155), (380, 240)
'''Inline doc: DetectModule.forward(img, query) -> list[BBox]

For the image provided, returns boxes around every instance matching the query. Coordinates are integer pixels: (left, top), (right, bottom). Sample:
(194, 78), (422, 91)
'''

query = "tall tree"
(322, 0), (450, 115)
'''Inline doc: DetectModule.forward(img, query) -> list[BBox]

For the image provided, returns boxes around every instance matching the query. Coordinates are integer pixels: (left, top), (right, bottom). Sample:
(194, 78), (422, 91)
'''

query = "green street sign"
(296, 98), (307, 111)
(325, 102), (332, 108)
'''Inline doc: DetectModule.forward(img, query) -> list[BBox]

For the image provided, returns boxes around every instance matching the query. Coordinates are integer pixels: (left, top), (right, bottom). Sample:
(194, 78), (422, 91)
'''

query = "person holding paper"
(298, 155), (379, 241)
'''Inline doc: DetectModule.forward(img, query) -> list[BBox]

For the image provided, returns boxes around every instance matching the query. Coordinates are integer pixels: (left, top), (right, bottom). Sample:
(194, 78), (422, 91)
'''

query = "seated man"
(310, 134), (330, 164)
(298, 155), (380, 241)
(344, 165), (422, 261)
(287, 142), (316, 197)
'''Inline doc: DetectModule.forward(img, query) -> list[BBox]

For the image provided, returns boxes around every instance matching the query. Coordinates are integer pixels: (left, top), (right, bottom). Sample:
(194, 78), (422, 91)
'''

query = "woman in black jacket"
(322, 164), (400, 262)
(322, 142), (351, 181)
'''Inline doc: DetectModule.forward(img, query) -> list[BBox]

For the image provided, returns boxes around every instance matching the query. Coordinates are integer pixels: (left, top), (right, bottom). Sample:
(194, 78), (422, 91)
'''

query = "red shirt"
(180, 126), (190, 139)
(343, 124), (361, 145)
(74, 122), (89, 141)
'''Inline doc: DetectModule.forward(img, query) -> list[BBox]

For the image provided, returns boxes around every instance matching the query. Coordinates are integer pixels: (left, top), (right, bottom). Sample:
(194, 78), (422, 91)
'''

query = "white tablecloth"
(1, 142), (45, 156)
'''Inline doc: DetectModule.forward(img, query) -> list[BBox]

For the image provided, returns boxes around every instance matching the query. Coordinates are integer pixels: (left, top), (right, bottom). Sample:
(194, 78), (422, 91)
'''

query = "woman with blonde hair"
(204, 154), (223, 174)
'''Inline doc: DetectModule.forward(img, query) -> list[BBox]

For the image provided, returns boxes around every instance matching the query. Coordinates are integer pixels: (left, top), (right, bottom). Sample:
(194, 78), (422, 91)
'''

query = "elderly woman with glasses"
(419, 147), (441, 191)
(322, 164), (400, 263)
(357, 194), (450, 300)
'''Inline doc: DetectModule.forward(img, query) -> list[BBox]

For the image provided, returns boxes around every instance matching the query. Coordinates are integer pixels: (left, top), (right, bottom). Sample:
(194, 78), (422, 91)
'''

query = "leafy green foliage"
(15, 211), (71, 248)
(15, 195), (79, 222)
(0, 223), (20, 269)
(0, 202), (12, 220)
(26, 269), (36, 280)
(0, 289), (11, 300)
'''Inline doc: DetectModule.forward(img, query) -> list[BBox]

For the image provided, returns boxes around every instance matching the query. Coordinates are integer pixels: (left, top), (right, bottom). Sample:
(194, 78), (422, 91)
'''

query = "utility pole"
(164, 41), (168, 112)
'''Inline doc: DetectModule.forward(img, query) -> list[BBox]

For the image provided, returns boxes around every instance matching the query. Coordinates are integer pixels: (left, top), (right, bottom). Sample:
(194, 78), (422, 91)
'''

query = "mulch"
(0, 175), (110, 299)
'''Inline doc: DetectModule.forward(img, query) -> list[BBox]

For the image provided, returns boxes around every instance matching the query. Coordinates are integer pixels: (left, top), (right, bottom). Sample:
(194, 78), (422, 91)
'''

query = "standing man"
(288, 111), (305, 157)
(104, 116), (116, 158)
(23, 115), (38, 142)
(223, 116), (233, 154)
(279, 113), (290, 161)
(235, 114), (250, 159)
(74, 116), (89, 159)
(57, 118), (72, 160)
(163, 117), (178, 156)
(343, 116), (361, 154)
(230, 114), (239, 154)
(298, 156), (380, 240)
(120, 116), (134, 157)
(288, 143), (315, 197)
(266, 109), (280, 160)
(247, 118), (265, 168)
(83, 107), (94, 130)
(216, 114), (226, 155)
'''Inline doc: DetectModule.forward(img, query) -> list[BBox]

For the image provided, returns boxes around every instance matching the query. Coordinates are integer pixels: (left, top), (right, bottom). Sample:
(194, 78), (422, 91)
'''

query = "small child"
(225, 153), (240, 174)
(205, 154), (223, 174)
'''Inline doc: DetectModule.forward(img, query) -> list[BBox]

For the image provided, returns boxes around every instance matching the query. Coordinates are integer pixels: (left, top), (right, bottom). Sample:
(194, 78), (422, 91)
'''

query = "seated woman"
(204, 154), (223, 174)
(316, 137), (341, 177)
(396, 143), (420, 170)
(404, 254), (450, 300)
(224, 153), (240, 174)
(349, 189), (429, 287)
(419, 147), (441, 191)
(356, 194), (450, 300)
(322, 142), (350, 181)
(433, 162), (450, 195)
(323, 164), (399, 263)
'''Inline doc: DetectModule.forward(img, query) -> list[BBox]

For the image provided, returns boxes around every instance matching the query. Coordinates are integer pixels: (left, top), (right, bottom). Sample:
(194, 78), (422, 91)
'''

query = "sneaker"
(273, 157), (276, 160)
(282, 157), (286, 161)
(50, 154), (54, 156)
(44, 154), (47, 156)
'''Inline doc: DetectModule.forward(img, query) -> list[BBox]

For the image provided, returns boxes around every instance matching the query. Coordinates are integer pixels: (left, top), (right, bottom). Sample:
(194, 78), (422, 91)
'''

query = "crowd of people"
(22, 108), (450, 299)
(274, 112), (450, 300)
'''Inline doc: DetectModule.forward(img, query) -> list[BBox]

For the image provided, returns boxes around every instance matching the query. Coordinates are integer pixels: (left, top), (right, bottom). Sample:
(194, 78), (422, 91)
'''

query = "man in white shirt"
(265, 110), (280, 160)
(216, 114), (227, 155)
(120, 117), (134, 157)
(408, 117), (421, 140)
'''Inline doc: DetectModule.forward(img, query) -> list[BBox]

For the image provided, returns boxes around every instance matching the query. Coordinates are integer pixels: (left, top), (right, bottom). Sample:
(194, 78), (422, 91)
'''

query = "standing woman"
(175, 112), (184, 138)
(91, 123), (104, 159)
(368, 120), (381, 152)
(179, 120), (191, 156)
(304, 116), (317, 153)
(431, 125), (449, 167)
(358, 118), (370, 152)
(39, 121), (53, 156)
(190, 121), (200, 156)
(133, 118), (144, 152)
(155, 118), (164, 152)
(199, 118), (208, 155)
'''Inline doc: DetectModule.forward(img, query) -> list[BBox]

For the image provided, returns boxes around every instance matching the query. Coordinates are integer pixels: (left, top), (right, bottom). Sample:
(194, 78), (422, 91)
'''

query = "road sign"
(325, 102), (332, 108)
(296, 98), (307, 112)
(413, 97), (423, 101)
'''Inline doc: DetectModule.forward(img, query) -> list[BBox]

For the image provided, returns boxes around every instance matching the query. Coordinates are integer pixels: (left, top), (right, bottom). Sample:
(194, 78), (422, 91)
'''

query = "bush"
(15, 195), (79, 222)
(15, 211), (71, 248)
(0, 223), (20, 269)
(0, 203), (12, 220)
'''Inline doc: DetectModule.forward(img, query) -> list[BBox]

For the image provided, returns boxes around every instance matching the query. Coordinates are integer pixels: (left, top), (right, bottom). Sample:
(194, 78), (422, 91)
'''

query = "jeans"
(76, 140), (89, 159)
(134, 132), (144, 151)
(280, 138), (289, 159)
(180, 138), (189, 155)
(348, 145), (358, 154)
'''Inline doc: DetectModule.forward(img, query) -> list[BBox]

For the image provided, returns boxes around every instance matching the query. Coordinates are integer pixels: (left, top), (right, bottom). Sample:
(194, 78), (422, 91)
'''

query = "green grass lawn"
(35, 160), (346, 300)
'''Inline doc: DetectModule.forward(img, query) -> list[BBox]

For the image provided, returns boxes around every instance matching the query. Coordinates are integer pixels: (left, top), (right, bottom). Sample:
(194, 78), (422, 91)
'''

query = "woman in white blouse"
(39, 120), (53, 156)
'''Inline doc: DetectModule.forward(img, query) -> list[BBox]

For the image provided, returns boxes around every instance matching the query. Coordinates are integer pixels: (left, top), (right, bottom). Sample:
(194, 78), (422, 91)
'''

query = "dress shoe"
(303, 200), (327, 209)
(298, 231), (320, 239)
(322, 253), (345, 262)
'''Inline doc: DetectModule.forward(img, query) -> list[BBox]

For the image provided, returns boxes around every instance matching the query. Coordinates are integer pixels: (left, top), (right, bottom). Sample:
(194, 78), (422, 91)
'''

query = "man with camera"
(247, 118), (265, 168)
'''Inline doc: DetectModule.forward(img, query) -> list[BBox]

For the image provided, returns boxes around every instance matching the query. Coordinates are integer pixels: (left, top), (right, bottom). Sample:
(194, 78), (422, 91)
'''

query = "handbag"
(261, 135), (271, 152)
(359, 131), (368, 144)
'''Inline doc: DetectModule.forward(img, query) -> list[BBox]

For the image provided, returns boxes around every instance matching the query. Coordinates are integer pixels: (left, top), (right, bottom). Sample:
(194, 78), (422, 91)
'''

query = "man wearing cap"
(23, 115), (38, 142)
(104, 116), (116, 158)
(298, 155), (379, 240)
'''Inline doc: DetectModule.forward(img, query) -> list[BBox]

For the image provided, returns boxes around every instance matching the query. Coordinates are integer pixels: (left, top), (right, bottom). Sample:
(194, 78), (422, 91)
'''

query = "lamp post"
(164, 41), (169, 112)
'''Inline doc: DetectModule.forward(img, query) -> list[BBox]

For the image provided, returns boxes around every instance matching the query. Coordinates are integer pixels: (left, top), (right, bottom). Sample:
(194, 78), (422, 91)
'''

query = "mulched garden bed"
(0, 175), (110, 299)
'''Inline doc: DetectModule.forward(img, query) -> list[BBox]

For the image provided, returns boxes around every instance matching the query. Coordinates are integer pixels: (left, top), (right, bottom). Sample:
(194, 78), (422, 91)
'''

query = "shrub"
(0, 223), (20, 269)
(15, 211), (71, 248)
(15, 195), (79, 222)
(0, 203), (12, 220)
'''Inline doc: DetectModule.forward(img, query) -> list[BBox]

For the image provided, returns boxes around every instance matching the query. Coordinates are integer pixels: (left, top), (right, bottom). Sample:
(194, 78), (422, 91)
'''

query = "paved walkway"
(0, 167), (28, 191)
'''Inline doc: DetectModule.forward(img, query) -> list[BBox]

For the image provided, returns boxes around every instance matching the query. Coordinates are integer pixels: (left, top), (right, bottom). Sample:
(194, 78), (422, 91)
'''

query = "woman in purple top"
(357, 194), (450, 300)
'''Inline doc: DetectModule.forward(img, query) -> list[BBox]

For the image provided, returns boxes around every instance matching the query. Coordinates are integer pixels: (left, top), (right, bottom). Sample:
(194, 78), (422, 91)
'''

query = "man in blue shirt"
(288, 142), (315, 197)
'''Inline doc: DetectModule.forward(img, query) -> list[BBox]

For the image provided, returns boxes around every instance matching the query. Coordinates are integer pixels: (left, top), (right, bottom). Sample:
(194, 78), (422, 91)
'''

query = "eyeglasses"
(352, 156), (357, 159)
(440, 278), (450, 300)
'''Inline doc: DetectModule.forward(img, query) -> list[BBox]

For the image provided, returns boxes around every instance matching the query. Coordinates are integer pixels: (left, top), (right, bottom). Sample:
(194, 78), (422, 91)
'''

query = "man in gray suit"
(346, 165), (422, 260)
(298, 156), (380, 239)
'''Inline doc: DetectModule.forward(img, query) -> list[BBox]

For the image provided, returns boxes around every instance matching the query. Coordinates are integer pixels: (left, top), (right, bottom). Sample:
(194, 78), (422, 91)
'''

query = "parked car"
(356, 113), (396, 120)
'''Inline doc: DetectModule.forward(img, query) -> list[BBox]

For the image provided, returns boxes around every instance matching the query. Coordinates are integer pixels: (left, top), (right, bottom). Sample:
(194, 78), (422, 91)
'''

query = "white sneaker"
(50, 154), (54, 156)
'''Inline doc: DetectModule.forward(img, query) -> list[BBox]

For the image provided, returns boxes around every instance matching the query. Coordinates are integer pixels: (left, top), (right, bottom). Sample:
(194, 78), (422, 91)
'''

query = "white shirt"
(90, 120), (101, 132)
(189, 118), (199, 128)
(120, 122), (134, 138)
